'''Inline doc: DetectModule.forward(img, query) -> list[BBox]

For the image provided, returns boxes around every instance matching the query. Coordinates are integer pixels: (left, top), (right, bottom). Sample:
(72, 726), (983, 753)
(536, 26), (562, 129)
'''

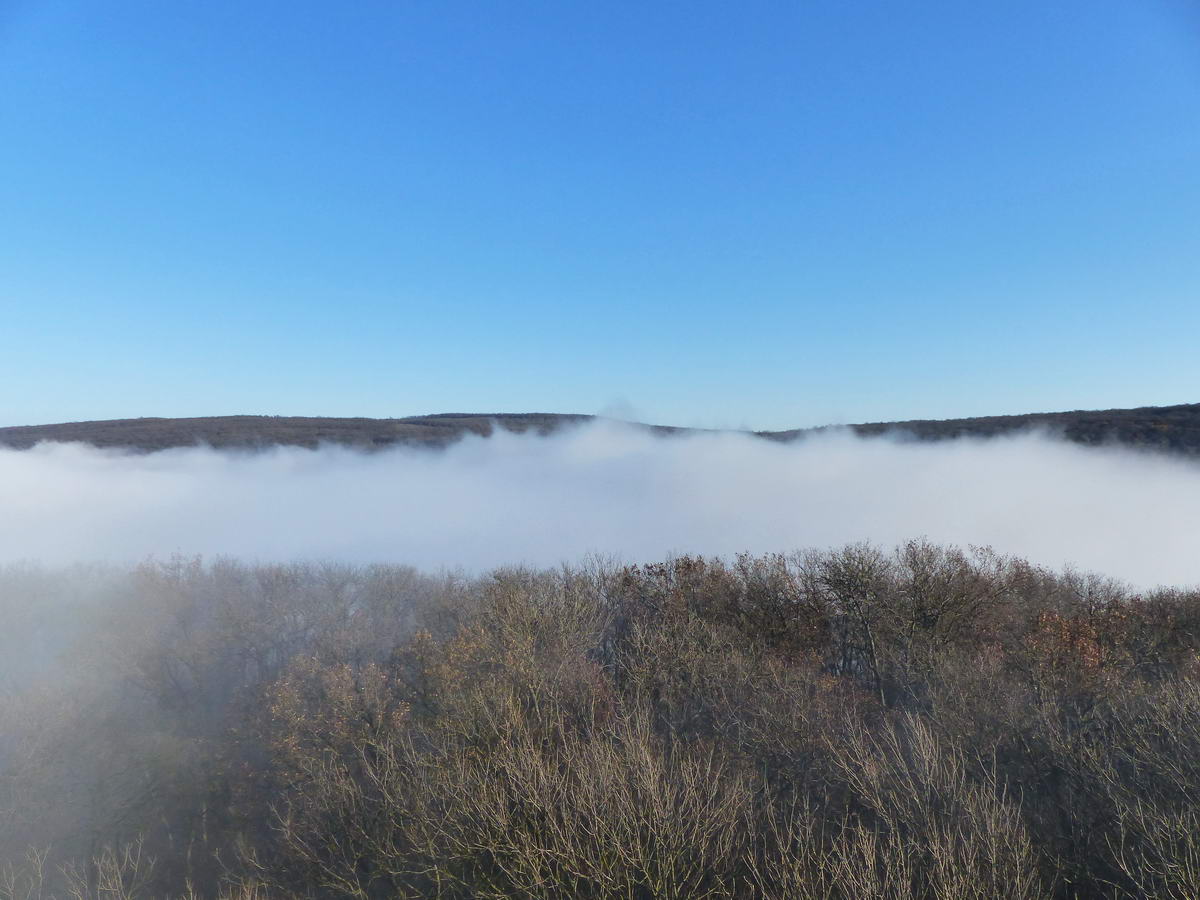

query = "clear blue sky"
(2, 0), (1198, 430)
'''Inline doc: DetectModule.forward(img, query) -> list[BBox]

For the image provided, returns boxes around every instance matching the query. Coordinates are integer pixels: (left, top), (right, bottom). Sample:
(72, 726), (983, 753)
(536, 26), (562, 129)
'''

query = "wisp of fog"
(2, 421), (1198, 587)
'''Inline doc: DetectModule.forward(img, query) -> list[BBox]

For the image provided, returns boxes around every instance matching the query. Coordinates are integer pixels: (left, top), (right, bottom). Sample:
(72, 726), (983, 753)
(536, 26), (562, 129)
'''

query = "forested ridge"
(2, 401), (1198, 455)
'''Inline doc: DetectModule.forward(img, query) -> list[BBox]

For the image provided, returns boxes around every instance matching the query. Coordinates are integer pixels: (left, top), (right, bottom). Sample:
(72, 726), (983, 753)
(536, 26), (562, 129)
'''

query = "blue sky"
(2, 0), (1198, 430)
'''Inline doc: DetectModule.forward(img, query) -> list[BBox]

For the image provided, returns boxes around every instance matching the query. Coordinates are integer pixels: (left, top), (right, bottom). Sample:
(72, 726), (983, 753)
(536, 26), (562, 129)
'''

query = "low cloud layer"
(2, 421), (1198, 587)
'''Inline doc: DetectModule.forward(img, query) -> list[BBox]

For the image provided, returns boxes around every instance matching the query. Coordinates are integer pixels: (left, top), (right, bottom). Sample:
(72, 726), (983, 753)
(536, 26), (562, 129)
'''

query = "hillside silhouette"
(1, 402), (1198, 454)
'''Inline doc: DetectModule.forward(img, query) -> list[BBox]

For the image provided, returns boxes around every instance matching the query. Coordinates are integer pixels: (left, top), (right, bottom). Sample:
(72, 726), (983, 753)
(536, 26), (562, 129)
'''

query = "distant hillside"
(1, 403), (1199, 455)
(0, 414), (597, 452)
(764, 402), (1200, 456)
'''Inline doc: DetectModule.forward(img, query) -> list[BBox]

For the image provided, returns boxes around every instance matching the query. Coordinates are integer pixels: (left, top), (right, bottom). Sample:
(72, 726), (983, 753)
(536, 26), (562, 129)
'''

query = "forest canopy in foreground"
(2, 543), (1199, 899)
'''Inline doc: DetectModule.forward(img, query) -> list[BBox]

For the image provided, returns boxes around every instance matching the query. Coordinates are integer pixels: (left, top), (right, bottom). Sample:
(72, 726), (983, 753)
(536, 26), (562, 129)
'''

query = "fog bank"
(2, 421), (1198, 586)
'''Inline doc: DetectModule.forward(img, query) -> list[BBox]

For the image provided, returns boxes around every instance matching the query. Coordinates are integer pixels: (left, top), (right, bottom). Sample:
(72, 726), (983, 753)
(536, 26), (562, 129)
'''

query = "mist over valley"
(3, 405), (1199, 586)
